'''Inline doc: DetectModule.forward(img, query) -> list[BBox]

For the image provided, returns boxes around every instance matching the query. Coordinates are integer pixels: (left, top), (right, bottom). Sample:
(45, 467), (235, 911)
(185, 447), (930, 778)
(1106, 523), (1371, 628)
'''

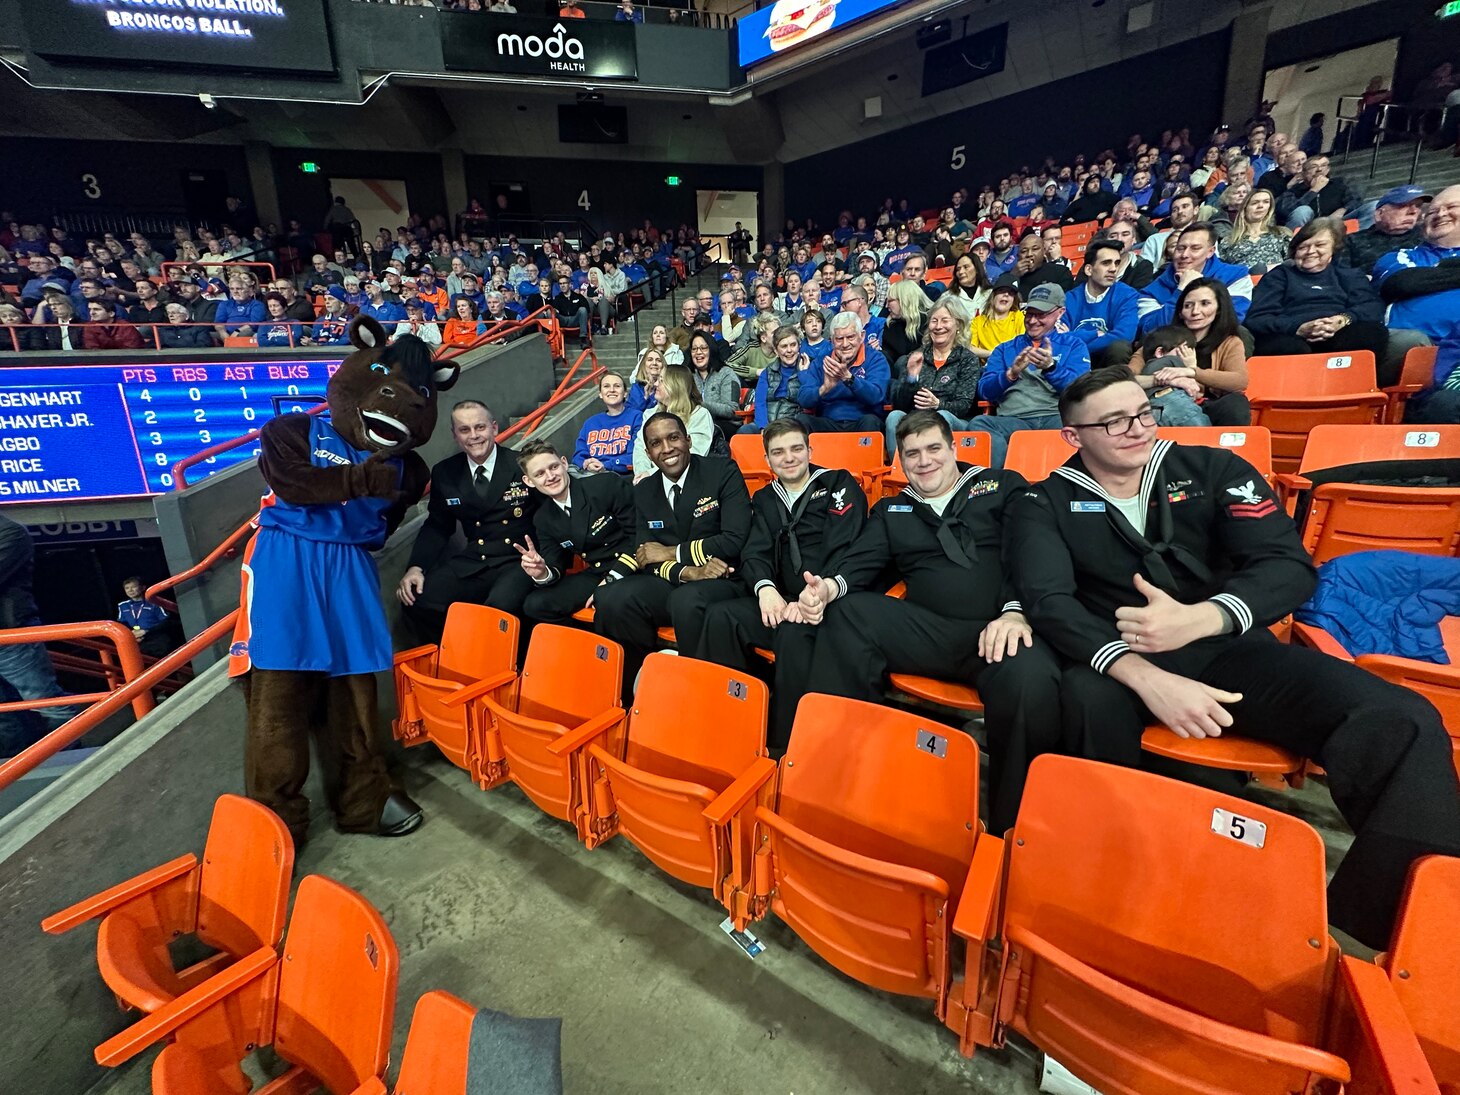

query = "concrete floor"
(82, 721), (1362, 1095)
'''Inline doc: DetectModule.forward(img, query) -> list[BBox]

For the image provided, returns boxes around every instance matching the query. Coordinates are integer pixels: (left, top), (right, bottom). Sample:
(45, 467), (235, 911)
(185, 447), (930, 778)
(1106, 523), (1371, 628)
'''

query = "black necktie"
(670, 485), (680, 510)
(474, 465), (487, 493)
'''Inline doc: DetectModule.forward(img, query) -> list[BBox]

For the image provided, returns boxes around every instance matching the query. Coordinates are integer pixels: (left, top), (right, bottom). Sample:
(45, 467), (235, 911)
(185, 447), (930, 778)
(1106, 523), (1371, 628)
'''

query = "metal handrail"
(0, 621), (152, 720)
(0, 612), (236, 793)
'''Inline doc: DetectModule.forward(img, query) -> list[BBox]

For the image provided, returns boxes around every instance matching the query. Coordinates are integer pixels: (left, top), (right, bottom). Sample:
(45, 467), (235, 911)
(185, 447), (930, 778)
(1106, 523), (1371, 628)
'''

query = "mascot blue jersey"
(232, 415), (401, 677)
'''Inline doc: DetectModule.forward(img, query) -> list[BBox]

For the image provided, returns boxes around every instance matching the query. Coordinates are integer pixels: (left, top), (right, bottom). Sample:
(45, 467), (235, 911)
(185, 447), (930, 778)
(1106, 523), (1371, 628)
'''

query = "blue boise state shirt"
(1375, 243), (1460, 387)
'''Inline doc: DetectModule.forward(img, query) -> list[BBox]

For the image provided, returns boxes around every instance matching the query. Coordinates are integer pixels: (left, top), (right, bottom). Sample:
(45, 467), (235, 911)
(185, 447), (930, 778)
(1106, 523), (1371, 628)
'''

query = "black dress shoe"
(376, 791), (424, 837)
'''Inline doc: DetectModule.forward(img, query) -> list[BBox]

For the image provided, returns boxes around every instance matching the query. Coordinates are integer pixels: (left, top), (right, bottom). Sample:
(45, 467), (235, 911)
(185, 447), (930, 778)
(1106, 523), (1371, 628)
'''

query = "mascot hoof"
(376, 791), (424, 837)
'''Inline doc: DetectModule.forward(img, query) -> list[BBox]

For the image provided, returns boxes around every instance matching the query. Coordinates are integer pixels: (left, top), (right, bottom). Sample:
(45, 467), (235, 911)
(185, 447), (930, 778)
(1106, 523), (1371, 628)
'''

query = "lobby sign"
(440, 12), (638, 80)
(19, 0), (335, 73)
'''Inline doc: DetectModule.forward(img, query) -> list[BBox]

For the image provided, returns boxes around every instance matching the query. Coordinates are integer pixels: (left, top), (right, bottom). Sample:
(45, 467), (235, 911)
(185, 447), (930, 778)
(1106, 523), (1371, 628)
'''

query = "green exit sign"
(665, 175), (682, 186)
(299, 162), (321, 174)
(1441, 1), (1460, 17)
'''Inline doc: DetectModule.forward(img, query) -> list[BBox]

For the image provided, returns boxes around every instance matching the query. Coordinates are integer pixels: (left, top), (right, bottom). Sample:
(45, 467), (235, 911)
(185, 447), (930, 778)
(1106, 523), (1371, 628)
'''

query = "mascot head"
(328, 315), (460, 453)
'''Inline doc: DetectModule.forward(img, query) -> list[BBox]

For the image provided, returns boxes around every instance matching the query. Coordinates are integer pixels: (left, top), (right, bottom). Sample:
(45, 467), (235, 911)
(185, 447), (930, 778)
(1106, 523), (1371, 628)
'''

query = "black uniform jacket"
(742, 466), (868, 595)
(830, 462), (1027, 621)
(409, 447), (538, 576)
(533, 472), (639, 583)
(1005, 439), (1317, 674)
(634, 455), (752, 585)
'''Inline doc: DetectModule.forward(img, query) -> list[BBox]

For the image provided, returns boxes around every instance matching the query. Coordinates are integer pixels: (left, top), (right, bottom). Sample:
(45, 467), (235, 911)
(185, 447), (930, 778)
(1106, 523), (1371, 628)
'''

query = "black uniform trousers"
(524, 571), (601, 624)
(1061, 629), (1460, 949)
(698, 598), (818, 749)
(805, 593), (1064, 835)
(593, 573), (739, 701)
(405, 560), (535, 645)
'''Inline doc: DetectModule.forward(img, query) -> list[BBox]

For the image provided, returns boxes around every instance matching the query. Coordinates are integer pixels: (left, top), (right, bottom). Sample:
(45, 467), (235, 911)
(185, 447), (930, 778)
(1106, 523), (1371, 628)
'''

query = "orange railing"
(0, 613), (236, 793)
(0, 621), (152, 724)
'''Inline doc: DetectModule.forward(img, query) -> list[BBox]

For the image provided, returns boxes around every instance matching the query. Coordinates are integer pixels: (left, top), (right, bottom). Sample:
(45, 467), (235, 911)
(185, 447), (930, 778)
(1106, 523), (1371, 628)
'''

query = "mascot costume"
(229, 316), (458, 844)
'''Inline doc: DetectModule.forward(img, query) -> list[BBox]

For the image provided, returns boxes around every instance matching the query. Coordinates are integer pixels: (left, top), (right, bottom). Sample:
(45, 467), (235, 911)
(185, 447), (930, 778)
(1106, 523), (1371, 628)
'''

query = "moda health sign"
(440, 12), (637, 80)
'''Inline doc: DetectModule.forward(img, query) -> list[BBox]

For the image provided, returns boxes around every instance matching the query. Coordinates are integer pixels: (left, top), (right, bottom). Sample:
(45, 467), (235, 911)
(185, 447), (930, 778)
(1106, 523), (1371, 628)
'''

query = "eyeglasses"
(1069, 407), (1162, 436)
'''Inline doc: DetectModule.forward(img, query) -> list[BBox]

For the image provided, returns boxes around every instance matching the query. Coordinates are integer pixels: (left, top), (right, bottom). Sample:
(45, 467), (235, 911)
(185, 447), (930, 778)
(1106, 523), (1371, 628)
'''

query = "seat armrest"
(94, 945), (278, 1067)
(442, 669), (519, 708)
(1273, 472), (1311, 513)
(1336, 955), (1442, 1095)
(547, 707), (628, 757)
(884, 582), (907, 600)
(392, 644), (439, 667)
(951, 835), (1004, 945)
(1290, 622), (1355, 661)
(702, 757), (778, 826)
(42, 853), (198, 935)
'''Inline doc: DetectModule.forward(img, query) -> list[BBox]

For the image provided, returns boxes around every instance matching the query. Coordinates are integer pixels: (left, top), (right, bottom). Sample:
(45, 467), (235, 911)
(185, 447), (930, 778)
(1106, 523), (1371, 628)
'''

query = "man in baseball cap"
(1347, 185), (1432, 274)
(968, 281), (1092, 467)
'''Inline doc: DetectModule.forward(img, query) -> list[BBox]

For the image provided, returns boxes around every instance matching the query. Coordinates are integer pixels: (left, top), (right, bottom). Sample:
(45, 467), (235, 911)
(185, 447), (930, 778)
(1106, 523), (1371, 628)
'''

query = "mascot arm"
(382, 452), (431, 537)
(258, 415), (399, 505)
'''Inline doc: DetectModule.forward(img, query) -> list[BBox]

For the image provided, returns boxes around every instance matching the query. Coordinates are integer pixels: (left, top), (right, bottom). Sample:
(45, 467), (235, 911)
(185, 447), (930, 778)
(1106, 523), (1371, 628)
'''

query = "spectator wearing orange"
(559, 1), (585, 15)
(443, 296), (486, 347)
(415, 265), (449, 319)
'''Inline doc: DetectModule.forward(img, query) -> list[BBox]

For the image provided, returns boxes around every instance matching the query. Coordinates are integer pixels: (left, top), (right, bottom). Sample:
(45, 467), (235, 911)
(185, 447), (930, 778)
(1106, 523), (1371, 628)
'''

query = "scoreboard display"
(0, 357), (340, 504)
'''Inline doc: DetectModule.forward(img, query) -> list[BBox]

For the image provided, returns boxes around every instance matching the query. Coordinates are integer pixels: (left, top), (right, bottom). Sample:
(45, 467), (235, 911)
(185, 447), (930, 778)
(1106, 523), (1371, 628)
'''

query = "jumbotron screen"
(0, 358), (338, 504)
(737, 0), (907, 68)
(19, 0), (336, 74)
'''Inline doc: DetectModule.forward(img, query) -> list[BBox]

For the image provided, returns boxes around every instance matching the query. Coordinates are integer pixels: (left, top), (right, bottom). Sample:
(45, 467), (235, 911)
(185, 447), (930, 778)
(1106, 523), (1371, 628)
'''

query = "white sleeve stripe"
(1001, 601), (1023, 613)
(834, 576), (848, 599)
(1092, 639), (1130, 674)
(1210, 593), (1253, 634)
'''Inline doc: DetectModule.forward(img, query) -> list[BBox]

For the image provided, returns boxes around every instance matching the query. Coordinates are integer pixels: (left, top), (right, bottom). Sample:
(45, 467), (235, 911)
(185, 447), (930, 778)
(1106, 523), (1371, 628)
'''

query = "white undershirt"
(922, 488), (957, 517)
(1108, 492), (1147, 535)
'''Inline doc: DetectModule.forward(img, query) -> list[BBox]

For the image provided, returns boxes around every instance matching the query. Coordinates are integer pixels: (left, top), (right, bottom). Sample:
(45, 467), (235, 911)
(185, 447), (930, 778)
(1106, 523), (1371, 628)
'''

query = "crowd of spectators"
(0, 209), (706, 353)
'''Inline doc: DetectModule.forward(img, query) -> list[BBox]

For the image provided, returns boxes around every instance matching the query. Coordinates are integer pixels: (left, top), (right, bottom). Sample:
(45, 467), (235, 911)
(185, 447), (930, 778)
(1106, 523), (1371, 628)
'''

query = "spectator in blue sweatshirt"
(1061, 238), (1140, 368)
(972, 284), (1091, 467)
(795, 311), (890, 432)
(984, 223), (1019, 282)
(879, 227), (922, 275)
(361, 280), (407, 325)
(305, 290), (352, 345)
(212, 277), (266, 340)
(1007, 178), (1041, 219)
(573, 372), (638, 475)
(1136, 223), (1253, 335)
(256, 293), (302, 348)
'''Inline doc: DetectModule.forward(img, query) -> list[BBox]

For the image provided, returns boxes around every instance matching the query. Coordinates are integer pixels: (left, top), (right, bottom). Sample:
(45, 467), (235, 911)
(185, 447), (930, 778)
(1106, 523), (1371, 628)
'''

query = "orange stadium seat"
(1292, 618), (1460, 778)
(750, 695), (996, 1022)
(42, 794), (293, 1036)
(95, 874), (397, 1095)
(806, 430), (888, 504)
(729, 431), (772, 492)
(1381, 856), (1460, 1091)
(388, 990), (477, 1095)
(962, 755), (1351, 1092)
(883, 432), (993, 497)
(1245, 352), (1388, 473)
(574, 653), (775, 923)
(475, 624), (625, 825)
(1278, 424), (1460, 564)
(1003, 429), (1075, 481)
(1385, 345), (1439, 423)
(392, 603), (520, 773)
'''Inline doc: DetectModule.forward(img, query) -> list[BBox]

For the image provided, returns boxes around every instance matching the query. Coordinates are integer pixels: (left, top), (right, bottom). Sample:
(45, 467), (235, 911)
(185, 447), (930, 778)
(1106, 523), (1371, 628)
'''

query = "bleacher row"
(44, 637), (1460, 1092)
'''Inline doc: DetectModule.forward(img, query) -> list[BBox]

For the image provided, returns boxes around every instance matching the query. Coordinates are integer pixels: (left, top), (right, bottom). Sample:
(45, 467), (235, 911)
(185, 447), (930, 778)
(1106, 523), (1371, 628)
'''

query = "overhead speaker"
(921, 22), (1008, 98)
(558, 103), (627, 144)
(915, 20), (951, 49)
